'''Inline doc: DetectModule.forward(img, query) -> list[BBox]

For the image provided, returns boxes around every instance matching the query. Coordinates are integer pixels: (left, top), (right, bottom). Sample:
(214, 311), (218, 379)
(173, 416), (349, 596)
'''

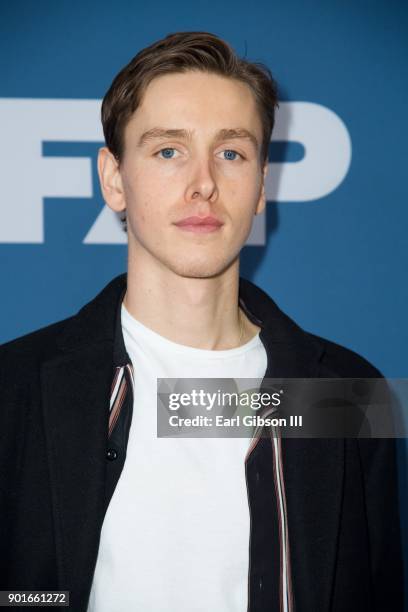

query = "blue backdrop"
(1, 0), (407, 598)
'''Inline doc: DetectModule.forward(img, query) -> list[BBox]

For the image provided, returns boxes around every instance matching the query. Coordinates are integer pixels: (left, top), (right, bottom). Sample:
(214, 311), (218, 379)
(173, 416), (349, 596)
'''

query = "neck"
(123, 245), (259, 350)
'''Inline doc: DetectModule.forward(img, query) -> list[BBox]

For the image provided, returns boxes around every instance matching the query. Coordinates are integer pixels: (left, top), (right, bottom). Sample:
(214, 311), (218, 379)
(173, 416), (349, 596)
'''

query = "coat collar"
(56, 272), (325, 372)
(42, 273), (342, 611)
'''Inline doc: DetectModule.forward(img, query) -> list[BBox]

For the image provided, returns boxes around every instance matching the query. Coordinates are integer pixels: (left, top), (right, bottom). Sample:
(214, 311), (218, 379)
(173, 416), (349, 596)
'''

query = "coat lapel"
(239, 278), (345, 612)
(265, 340), (345, 612)
(41, 344), (112, 602)
(40, 275), (127, 605)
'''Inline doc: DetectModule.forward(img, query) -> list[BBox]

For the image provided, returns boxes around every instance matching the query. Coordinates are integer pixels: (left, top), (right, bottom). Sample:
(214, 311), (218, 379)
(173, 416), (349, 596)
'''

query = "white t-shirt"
(88, 304), (267, 612)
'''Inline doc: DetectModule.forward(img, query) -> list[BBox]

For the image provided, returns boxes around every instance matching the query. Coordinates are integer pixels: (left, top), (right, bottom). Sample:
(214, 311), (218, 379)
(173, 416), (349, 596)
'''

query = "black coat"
(0, 274), (403, 611)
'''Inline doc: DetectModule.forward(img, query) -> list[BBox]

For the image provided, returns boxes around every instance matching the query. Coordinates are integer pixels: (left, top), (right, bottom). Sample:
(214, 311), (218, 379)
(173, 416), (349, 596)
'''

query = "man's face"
(113, 70), (267, 278)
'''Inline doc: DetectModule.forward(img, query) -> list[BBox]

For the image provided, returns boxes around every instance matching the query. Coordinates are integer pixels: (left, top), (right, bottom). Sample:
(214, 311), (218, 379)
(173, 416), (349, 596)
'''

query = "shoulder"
(0, 273), (126, 379)
(307, 331), (382, 378)
(240, 276), (383, 379)
(0, 316), (75, 376)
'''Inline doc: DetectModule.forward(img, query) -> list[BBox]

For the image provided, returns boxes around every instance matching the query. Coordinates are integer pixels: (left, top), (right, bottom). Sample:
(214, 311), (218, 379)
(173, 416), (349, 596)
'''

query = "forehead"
(125, 71), (262, 141)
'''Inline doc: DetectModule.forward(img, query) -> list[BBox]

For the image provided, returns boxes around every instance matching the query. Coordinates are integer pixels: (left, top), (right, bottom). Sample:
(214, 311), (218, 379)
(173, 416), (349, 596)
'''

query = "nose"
(185, 154), (218, 204)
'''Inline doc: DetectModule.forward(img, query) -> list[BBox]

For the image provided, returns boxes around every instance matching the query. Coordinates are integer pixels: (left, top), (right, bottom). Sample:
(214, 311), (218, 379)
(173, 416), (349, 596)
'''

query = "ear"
(255, 162), (268, 216)
(97, 147), (126, 212)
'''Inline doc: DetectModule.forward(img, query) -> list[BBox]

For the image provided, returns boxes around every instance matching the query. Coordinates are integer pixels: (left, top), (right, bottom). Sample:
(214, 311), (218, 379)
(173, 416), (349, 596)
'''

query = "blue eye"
(223, 149), (241, 161)
(157, 148), (176, 159)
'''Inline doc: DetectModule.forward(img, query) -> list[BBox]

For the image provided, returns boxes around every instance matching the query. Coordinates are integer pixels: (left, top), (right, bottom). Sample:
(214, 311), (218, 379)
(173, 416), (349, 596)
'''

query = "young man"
(0, 32), (403, 612)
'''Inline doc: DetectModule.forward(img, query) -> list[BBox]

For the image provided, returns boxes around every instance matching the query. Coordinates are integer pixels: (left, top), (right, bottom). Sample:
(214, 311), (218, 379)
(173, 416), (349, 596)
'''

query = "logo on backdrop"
(0, 99), (351, 245)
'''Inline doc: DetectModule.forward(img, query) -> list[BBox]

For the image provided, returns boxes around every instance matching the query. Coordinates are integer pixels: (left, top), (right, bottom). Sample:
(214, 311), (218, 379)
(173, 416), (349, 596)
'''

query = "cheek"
(132, 199), (153, 226)
(230, 182), (260, 217)
(123, 178), (159, 223)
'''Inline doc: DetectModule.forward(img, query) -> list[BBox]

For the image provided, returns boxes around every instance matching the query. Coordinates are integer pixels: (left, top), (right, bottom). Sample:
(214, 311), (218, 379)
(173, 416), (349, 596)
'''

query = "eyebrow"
(137, 127), (259, 150)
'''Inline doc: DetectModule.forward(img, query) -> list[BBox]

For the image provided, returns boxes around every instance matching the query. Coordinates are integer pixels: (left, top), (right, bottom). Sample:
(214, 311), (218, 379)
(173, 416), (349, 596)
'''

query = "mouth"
(173, 215), (224, 234)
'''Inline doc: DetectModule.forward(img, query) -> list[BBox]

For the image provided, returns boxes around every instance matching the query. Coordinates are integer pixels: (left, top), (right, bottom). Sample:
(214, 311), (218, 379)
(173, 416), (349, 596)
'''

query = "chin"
(167, 255), (237, 279)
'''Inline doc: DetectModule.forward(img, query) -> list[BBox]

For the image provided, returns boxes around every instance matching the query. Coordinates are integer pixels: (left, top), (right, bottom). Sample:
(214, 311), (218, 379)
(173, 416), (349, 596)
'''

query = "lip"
(174, 215), (224, 234)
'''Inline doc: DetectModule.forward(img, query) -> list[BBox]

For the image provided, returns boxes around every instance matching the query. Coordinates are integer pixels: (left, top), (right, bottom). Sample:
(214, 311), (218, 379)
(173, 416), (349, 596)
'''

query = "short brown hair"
(101, 31), (279, 166)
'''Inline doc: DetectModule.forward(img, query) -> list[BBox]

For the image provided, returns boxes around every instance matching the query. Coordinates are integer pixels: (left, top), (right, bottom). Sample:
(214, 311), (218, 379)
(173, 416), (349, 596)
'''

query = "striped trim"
(245, 413), (293, 612)
(126, 362), (134, 389)
(271, 427), (293, 612)
(108, 364), (134, 438)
